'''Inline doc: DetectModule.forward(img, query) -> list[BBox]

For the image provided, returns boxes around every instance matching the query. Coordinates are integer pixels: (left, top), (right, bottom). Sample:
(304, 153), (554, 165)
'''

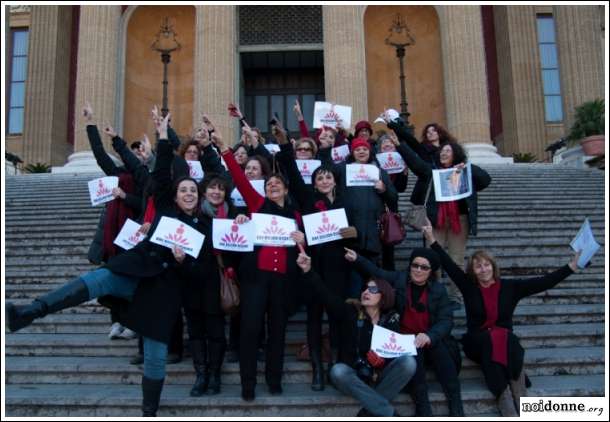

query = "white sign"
(88, 176), (119, 206)
(313, 101), (352, 129)
(212, 219), (255, 252)
(231, 179), (266, 208)
(331, 144), (350, 164)
(251, 213), (297, 247)
(264, 144), (281, 154)
(373, 108), (400, 124)
(186, 160), (204, 182)
(296, 159), (321, 184)
(371, 325), (417, 358)
(432, 163), (473, 202)
(150, 216), (205, 259)
(345, 164), (380, 187)
(376, 152), (406, 174)
(113, 218), (145, 251)
(303, 208), (349, 246)
(570, 218), (600, 269)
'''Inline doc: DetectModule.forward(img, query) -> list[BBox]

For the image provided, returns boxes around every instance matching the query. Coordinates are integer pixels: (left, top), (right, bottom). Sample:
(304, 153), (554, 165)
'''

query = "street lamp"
(151, 17), (181, 117)
(385, 13), (415, 129)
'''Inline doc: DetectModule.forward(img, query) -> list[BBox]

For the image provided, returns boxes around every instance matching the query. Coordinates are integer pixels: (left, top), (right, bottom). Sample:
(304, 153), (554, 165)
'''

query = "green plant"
(512, 152), (538, 163)
(566, 99), (605, 144)
(24, 162), (51, 173)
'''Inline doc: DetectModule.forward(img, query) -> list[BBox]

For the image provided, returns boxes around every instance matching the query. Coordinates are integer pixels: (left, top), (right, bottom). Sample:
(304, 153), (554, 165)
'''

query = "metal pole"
(161, 52), (171, 118)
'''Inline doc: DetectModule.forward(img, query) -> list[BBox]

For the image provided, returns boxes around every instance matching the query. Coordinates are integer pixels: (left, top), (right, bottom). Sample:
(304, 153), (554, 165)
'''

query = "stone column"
(323, 5), (368, 127)
(55, 5), (122, 173)
(554, 5), (605, 129)
(193, 6), (237, 144)
(437, 5), (512, 163)
(22, 6), (73, 167)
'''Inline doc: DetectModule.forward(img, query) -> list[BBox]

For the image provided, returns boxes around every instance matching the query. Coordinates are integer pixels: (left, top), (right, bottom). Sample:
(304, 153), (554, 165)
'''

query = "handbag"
(379, 206), (406, 245)
(405, 181), (432, 231)
(216, 254), (240, 315)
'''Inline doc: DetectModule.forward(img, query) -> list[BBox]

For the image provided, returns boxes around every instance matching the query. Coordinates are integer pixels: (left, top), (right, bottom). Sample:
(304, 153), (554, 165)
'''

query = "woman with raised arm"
(6, 111), (221, 416)
(213, 119), (306, 402)
(344, 247), (463, 416)
(296, 251), (416, 417)
(422, 225), (581, 416)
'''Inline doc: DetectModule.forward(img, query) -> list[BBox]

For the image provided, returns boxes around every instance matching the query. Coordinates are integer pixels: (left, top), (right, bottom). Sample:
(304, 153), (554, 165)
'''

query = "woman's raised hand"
(83, 102), (94, 123)
(103, 125), (117, 138)
(344, 247), (358, 262)
(421, 224), (435, 244)
(290, 230), (305, 245)
(234, 214), (250, 225)
(211, 131), (227, 153)
(296, 252), (312, 273)
(172, 245), (186, 264)
(293, 99), (304, 121)
(228, 103), (243, 119)
(569, 250), (583, 272)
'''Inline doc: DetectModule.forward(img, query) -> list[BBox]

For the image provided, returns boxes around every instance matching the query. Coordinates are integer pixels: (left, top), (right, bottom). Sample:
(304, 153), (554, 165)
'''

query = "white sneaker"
(118, 328), (138, 340)
(108, 322), (124, 339)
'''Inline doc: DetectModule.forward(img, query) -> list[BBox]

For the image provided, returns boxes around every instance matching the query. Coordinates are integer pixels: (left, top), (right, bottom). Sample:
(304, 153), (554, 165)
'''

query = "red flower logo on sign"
(263, 216), (287, 236)
(128, 231), (143, 244)
(221, 223), (248, 245)
(322, 109), (341, 125)
(354, 164), (370, 180)
(315, 212), (339, 234)
(188, 162), (197, 178)
(386, 154), (398, 167)
(382, 332), (405, 352)
(96, 179), (111, 197)
(165, 224), (190, 246)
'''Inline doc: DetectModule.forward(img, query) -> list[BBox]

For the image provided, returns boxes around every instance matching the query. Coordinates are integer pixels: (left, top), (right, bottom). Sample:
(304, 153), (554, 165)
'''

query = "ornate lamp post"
(151, 17), (181, 117)
(385, 13), (415, 128)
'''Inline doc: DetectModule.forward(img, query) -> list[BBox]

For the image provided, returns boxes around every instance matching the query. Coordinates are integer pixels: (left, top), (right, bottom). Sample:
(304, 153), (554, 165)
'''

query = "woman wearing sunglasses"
(345, 246), (463, 416)
(296, 252), (416, 417)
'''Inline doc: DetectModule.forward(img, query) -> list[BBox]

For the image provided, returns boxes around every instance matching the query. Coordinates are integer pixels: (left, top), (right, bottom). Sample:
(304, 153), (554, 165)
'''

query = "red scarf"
(400, 285), (430, 336)
(102, 172), (135, 260)
(437, 200), (461, 234)
(480, 280), (508, 367)
(143, 196), (156, 224)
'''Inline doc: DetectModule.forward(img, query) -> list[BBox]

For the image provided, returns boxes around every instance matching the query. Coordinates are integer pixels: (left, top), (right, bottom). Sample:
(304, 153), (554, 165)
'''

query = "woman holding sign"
(296, 251), (416, 417)
(6, 112), (220, 416)
(345, 247), (464, 416)
(423, 226), (581, 416)
(276, 141), (357, 391)
(215, 123), (306, 402)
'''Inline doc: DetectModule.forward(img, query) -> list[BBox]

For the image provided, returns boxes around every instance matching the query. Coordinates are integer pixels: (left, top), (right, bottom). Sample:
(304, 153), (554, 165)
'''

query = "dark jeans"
(406, 341), (461, 399)
(185, 308), (225, 369)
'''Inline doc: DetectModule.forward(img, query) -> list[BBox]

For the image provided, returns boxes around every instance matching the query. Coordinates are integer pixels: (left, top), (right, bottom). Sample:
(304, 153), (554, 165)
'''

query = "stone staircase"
(4, 164), (606, 417)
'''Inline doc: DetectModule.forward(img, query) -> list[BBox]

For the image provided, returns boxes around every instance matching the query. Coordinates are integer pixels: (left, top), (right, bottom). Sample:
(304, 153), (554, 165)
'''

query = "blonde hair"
(466, 250), (501, 283)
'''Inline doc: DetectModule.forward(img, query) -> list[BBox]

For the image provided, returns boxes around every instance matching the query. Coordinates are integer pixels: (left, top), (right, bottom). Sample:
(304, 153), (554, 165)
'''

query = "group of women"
(5, 103), (581, 417)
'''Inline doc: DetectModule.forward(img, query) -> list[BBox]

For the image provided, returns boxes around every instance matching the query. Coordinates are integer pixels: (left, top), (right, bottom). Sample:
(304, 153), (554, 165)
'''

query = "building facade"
(4, 4), (605, 171)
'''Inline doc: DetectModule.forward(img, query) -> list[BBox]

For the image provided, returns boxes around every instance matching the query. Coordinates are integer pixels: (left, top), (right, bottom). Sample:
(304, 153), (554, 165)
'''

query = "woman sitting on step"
(5, 110), (227, 417)
(422, 225), (581, 416)
(296, 251), (417, 417)
(344, 246), (464, 416)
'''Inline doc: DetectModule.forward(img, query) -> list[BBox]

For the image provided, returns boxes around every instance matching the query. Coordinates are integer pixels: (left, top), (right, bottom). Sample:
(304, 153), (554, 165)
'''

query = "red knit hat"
(350, 137), (371, 152)
(354, 120), (373, 136)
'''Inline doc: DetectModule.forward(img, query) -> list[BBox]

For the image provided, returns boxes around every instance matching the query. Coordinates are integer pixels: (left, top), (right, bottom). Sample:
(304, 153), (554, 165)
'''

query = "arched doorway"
(123, 6), (195, 143)
(364, 6), (445, 135)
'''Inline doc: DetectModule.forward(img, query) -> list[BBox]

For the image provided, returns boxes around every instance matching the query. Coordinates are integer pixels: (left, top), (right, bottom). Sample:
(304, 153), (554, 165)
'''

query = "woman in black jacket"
(296, 251), (416, 417)
(345, 247), (464, 416)
(6, 113), (219, 416)
(423, 225), (581, 416)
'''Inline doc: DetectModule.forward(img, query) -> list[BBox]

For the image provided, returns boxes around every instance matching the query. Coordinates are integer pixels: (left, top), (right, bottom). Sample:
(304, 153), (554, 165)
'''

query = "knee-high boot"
(310, 349), (325, 391)
(207, 339), (225, 395)
(142, 376), (164, 417)
(6, 279), (89, 332)
(441, 378), (465, 416)
(189, 340), (209, 396)
(410, 383), (433, 416)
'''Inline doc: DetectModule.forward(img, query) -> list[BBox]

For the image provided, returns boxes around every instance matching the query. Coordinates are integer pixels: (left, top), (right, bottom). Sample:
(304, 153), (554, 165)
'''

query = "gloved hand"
(366, 350), (385, 369)
(339, 226), (358, 239)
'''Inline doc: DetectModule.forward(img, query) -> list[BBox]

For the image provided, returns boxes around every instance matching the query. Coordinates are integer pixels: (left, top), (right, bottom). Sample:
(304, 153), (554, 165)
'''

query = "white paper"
(303, 208), (349, 246)
(88, 176), (119, 206)
(212, 219), (255, 252)
(113, 218), (145, 251)
(150, 216), (205, 259)
(374, 108), (400, 124)
(570, 218), (600, 269)
(432, 163), (473, 202)
(371, 325), (417, 358)
(345, 164), (380, 187)
(186, 160), (204, 182)
(264, 144), (281, 154)
(251, 213), (297, 247)
(376, 152), (406, 174)
(313, 101), (352, 129)
(331, 144), (350, 164)
(230, 179), (266, 208)
(296, 159), (321, 184)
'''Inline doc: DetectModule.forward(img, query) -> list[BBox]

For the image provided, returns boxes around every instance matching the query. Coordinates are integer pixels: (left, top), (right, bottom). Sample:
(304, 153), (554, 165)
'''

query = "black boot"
(141, 376), (164, 417)
(411, 384), (433, 416)
(326, 347), (338, 387)
(442, 379), (465, 416)
(6, 279), (89, 332)
(207, 339), (225, 395)
(189, 340), (209, 396)
(310, 352), (325, 391)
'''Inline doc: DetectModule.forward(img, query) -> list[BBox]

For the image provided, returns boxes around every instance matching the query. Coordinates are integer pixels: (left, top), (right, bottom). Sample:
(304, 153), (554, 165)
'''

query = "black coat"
(395, 141), (491, 236)
(431, 241), (574, 395)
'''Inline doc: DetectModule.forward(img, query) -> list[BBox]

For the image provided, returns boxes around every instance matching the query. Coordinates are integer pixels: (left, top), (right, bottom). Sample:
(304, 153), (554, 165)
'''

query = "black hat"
(409, 248), (441, 273)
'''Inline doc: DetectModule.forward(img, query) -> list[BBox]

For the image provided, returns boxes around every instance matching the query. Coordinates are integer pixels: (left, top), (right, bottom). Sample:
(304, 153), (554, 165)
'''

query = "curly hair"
(421, 123), (458, 145)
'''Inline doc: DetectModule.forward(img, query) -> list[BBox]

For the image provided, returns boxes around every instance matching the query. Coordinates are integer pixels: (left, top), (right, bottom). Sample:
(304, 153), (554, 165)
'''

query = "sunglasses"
(296, 147), (313, 152)
(365, 285), (380, 294)
(411, 263), (431, 271)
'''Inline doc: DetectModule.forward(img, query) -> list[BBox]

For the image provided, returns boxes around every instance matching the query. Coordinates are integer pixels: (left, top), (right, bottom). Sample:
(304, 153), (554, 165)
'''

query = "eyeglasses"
(410, 263), (431, 271)
(296, 147), (313, 152)
(365, 285), (380, 294)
